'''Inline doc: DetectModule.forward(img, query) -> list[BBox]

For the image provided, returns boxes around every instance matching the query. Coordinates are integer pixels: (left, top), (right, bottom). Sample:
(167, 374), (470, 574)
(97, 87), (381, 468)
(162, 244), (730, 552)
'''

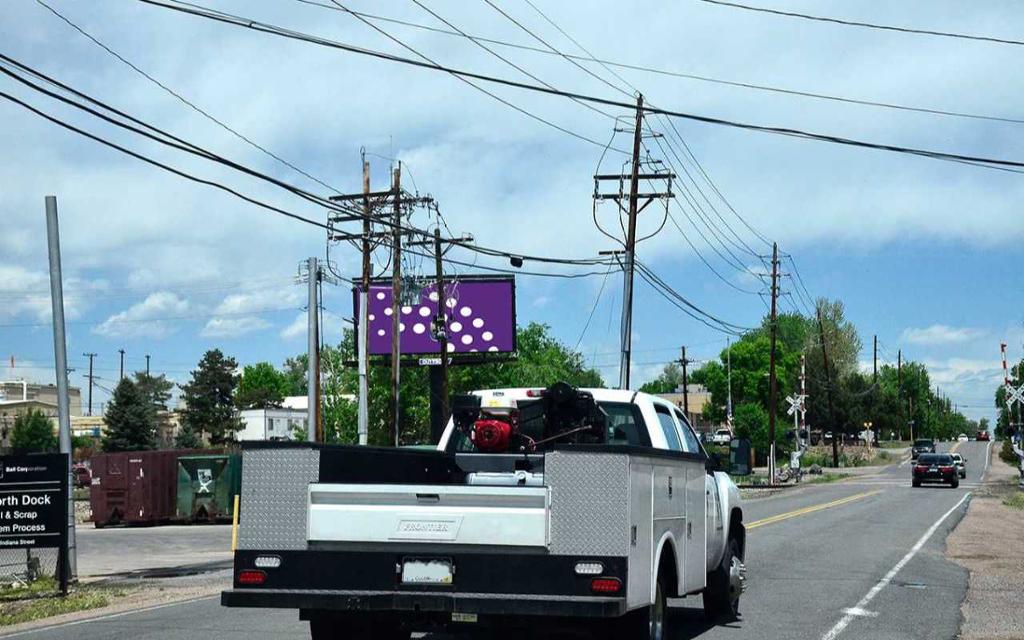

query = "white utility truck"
(222, 383), (746, 639)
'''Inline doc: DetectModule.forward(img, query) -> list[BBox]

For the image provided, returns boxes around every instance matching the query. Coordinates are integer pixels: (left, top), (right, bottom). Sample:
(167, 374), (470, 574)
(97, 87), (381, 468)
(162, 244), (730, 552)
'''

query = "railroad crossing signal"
(1007, 383), (1024, 406)
(786, 394), (806, 416)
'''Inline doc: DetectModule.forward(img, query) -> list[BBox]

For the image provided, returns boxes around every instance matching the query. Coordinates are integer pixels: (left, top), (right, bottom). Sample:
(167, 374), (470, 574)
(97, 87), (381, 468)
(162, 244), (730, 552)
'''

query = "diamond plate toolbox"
(546, 451), (631, 556)
(237, 447), (320, 550)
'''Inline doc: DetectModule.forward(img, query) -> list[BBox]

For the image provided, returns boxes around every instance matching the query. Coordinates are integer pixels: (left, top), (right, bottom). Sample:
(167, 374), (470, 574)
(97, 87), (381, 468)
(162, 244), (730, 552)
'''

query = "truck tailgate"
(308, 484), (549, 547)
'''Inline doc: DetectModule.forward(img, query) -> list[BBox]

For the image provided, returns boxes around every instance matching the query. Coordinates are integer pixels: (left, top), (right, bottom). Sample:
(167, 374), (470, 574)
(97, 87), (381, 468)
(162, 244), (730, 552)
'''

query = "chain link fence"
(0, 548), (60, 600)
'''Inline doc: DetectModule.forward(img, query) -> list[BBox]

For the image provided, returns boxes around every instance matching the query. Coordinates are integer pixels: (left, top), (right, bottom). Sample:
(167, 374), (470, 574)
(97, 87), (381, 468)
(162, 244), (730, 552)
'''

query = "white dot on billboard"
(460, 307), (472, 317)
(429, 291), (439, 302)
(488, 346), (498, 352)
(461, 335), (473, 345)
(482, 331), (493, 341)
(472, 318), (484, 328)
(419, 307), (431, 317)
(384, 308), (393, 316)
(447, 343), (455, 352)
(399, 323), (406, 332)
(377, 329), (385, 337)
(450, 321), (463, 332)
(376, 292), (385, 300)
(446, 298), (457, 308)
(413, 323), (425, 334)
(470, 348), (478, 353)
(368, 314), (375, 321)
(401, 306), (412, 315)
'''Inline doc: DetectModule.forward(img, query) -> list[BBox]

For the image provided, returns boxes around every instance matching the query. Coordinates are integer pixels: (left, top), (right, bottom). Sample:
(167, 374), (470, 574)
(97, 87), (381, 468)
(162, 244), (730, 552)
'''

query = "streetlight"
(863, 421), (873, 447)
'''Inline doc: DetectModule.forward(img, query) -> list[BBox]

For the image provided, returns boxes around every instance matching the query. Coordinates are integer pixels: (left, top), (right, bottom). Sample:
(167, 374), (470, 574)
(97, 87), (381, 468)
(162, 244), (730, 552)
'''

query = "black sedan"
(912, 453), (959, 488)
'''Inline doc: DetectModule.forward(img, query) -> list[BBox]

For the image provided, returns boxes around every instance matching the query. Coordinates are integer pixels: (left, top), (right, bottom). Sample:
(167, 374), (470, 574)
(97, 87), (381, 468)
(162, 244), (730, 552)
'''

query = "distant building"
(655, 384), (713, 432)
(71, 415), (106, 439)
(0, 381), (82, 416)
(155, 411), (182, 449)
(238, 408), (308, 441)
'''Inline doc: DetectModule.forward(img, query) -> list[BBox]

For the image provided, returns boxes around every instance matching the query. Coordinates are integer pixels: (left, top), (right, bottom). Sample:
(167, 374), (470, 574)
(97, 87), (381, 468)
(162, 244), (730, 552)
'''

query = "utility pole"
(593, 94), (673, 391)
(145, 354), (150, 376)
(817, 306), (839, 468)
(620, 94), (643, 391)
(358, 157), (370, 446)
(897, 349), (903, 440)
(678, 346), (692, 420)
(872, 335), (880, 447)
(306, 256), (320, 443)
(726, 337), (733, 429)
(83, 353), (96, 416)
(767, 243), (780, 484)
(44, 196), (77, 588)
(390, 165), (402, 447)
(118, 349), (125, 380)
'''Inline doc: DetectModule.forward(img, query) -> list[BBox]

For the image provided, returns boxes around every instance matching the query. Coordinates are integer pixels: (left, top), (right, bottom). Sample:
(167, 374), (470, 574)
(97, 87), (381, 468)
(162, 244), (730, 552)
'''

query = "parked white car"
(712, 429), (733, 445)
(957, 433), (969, 442)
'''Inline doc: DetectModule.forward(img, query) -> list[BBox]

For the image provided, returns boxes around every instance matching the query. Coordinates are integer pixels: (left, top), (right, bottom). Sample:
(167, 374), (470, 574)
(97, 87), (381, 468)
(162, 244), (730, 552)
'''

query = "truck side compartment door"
(674, 408), (708, 593)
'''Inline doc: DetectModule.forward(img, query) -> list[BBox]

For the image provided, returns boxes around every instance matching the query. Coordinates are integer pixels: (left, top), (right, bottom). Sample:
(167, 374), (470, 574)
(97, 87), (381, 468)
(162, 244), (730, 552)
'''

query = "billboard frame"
(351, 274), (518, 367)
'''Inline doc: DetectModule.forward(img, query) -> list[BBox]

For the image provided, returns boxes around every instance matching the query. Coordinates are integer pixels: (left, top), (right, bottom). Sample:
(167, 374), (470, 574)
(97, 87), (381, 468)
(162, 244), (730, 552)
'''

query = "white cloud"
(200, 287), (302, 338)
(901, 324), (985, 346)
(279, 312), (306, 340)
(201, 316), (271, 338)
(93, 292), (190, 339)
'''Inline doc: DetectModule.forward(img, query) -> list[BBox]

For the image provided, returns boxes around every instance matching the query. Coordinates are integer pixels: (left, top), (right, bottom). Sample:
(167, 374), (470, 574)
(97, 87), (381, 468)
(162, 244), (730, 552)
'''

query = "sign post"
(0, 453), (70, 594)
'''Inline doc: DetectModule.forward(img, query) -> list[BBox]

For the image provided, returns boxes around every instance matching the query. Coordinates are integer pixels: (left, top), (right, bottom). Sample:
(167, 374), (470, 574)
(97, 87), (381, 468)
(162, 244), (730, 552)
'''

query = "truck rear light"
(238, 570), (267, 586)
(914, 466), (927, 472)
(525, 389), (545, 397)
(574, 561), (604, 575)
(590, 577), (622, 594)
(254, 556), (281, 569)
(939, 466), (953, 472)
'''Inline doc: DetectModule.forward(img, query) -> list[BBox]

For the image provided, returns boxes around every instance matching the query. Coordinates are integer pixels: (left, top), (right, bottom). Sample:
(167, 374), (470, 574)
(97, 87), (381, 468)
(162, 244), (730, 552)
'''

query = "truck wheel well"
(729, 508), (745, 560)
(656, 540), (679, 598)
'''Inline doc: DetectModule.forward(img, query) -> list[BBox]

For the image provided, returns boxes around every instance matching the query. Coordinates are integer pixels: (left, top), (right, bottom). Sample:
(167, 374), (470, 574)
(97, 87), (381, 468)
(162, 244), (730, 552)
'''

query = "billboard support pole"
(431, 227), (449, 443)
(390, 165), (402, 447)
(45, 196), (77, 589)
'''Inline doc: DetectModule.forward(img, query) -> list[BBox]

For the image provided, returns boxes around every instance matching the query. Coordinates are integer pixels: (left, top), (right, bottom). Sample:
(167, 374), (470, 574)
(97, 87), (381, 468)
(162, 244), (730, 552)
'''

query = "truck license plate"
(401, 559), (453, 585)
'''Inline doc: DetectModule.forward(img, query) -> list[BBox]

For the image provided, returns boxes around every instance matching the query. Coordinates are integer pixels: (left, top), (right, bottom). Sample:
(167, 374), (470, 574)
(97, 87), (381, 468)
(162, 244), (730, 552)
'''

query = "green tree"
(236, 362), (288, 409)
(640, 362), (684, 394)
(282, 354), (308, 396)
(103, 378), (157, 452)
(732, 402), (785, 460)
(181, 349), (242, 444)
(10, 409), (57, 452)
(133, 372), (174, 410)
(174, 422), (202, 449)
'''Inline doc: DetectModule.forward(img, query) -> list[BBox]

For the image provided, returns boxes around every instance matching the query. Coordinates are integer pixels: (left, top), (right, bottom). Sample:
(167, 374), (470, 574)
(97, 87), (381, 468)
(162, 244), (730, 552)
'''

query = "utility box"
(176, 454), (241, 522)
(90, 449), (212, 527)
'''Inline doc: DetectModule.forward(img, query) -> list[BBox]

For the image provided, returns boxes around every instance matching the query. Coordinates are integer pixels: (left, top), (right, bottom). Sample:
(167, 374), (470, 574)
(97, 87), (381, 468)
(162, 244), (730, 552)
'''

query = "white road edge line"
(980, 440), (992, 482)
(0, 594), (220, 638)
(820, 492), (971, 640)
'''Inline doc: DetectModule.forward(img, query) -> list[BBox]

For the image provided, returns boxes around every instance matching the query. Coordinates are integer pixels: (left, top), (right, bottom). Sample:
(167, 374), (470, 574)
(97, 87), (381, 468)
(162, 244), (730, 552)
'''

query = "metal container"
(176, 454), (241, 522)
(90, 449), (210, 527)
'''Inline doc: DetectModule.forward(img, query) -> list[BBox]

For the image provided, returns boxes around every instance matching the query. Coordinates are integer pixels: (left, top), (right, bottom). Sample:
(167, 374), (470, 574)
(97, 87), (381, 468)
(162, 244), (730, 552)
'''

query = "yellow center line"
(949, 441), (962, 454)
(746, 490), (883, 530)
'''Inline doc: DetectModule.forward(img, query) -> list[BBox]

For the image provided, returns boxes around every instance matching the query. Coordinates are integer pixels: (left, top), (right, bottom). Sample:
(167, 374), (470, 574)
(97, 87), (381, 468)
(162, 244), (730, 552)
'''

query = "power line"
(33, 0), (344, 194)
(292, 0), (1024, 125)
(698, 0), (1024, 48)
(132, 0), (1024, 173)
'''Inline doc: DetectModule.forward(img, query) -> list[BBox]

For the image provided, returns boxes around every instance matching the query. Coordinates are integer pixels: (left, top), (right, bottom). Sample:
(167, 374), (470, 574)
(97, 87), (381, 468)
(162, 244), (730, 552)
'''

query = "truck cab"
(222, 385), (745, 639)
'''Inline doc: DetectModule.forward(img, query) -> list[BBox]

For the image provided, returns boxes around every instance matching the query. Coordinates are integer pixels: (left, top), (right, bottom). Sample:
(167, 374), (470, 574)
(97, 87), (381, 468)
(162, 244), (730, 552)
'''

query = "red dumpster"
(90, 449), (213, 527)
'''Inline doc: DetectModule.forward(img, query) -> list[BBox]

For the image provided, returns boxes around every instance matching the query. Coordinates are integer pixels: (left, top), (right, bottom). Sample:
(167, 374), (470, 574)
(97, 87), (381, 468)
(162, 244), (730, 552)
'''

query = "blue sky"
(2, 0), (1023, 421)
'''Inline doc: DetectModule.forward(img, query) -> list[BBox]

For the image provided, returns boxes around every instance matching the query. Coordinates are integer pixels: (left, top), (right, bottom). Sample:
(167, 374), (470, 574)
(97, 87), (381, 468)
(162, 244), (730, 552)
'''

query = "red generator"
(90, 449), (211, 527)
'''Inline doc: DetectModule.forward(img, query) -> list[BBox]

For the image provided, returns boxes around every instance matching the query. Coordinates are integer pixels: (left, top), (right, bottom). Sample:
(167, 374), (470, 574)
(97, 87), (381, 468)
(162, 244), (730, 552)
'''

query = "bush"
(999, 439), (1020, 466)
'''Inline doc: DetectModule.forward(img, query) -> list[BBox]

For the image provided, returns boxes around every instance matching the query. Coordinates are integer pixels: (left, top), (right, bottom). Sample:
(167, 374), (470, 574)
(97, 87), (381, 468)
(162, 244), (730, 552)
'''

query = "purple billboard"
(355, 276), (516, 358)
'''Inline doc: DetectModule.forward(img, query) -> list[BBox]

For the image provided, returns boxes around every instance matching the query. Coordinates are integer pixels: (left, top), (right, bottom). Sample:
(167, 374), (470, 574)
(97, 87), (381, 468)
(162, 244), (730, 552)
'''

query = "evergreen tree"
(10, 408), (57, 452)
(181, 349), (242, 444)
(103, 378), (157, 452)
(133, 371), (174, 410)
(174, 422), (202, 449)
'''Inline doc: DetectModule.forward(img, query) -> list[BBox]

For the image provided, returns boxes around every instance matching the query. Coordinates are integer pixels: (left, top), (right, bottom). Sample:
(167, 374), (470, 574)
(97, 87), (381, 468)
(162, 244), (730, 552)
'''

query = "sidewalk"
(945, 445), (1024, 640)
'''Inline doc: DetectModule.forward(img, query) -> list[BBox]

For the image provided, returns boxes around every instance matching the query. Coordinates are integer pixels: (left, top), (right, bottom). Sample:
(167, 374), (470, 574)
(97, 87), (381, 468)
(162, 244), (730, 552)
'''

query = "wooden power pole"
(390, 165), (402, 447)
(679, 346), (691, 420)
(767, 242), (780, 483)
(817, 306), (839, 468)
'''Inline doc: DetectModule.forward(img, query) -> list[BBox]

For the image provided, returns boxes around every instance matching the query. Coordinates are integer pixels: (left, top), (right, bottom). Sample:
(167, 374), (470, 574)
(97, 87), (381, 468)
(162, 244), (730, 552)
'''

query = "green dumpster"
(176, 454), (241, 522)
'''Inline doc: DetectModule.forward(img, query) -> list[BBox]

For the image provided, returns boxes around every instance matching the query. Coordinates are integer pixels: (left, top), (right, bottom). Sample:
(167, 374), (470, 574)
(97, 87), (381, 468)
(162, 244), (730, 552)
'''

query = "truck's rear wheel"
(703, 538), (743, 621)
(309, 617), (410, 640)
(621, 571), (667, 640)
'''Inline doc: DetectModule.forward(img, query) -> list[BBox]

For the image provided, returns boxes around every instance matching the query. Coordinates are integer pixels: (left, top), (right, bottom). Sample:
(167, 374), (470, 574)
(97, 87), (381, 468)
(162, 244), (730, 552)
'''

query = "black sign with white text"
(0, 454), (68, 549)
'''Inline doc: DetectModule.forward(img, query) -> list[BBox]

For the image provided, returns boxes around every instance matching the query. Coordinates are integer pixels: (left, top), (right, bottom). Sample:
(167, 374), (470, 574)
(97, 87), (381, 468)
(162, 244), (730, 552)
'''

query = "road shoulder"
(945, 445), (1024, 640)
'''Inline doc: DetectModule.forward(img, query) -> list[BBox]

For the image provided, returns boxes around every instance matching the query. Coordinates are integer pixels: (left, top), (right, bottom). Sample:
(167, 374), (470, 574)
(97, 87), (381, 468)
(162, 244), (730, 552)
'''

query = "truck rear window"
(448, 401), (651, 452)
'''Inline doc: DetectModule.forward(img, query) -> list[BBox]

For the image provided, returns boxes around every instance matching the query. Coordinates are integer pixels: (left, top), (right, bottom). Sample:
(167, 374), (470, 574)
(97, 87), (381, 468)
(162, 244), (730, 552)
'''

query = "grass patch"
(1003, 492), (1024, 511)
(999, 440), (1020, 466)
(732, 474), (771, 486)
(807, 472), (851, 484)
(878, 441), (909, 449)
(0, 581), (121, 627)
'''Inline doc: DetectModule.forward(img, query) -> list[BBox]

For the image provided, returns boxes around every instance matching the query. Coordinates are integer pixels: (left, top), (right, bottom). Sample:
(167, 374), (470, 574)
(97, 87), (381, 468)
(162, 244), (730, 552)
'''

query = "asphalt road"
(75, 524), (231, 578)
(6, 440), (992, 640)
